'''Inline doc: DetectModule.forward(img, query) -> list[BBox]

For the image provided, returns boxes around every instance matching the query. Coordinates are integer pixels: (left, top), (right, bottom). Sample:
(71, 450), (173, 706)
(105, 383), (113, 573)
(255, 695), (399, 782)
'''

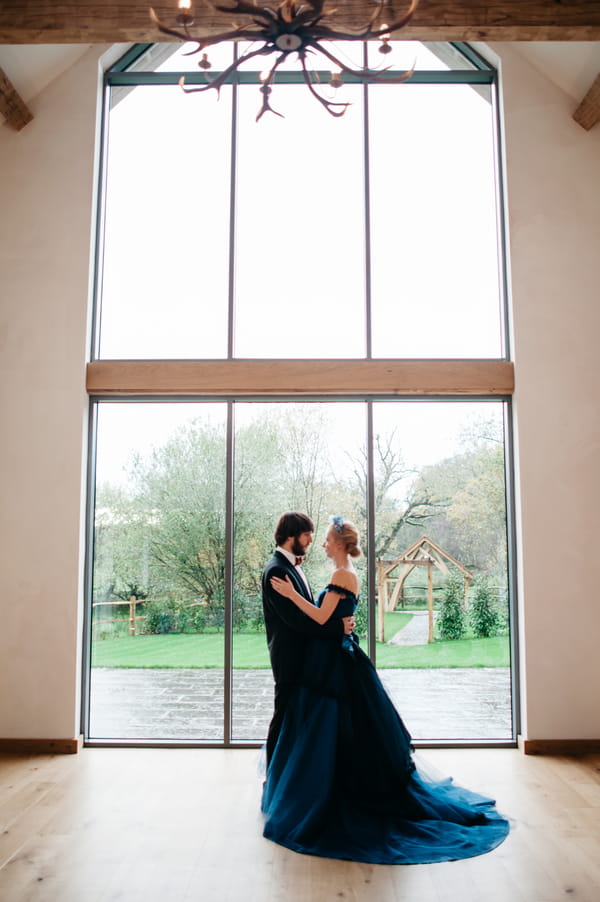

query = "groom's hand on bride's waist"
(342, 616), (356, 635)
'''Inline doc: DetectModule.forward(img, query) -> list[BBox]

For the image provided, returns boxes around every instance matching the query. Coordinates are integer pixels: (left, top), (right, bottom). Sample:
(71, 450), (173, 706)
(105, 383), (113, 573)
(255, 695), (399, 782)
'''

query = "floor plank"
(0, 748), (598, 902)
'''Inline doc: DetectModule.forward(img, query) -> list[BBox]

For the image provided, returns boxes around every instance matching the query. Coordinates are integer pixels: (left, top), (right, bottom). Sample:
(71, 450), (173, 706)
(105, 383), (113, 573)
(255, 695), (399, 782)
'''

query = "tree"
(347, 430), (444, 560)
(446, 443), (506, 574)
(469, 575), (501, 638)
(409, 416), (507, 575)
(93, 482), (154, 604)
(436, 572), (466, 640)
(234, 405), (341, 594)
(94, 410), (340, 621)
(130, 419), (228, 607)
(92, 409), (509, 637)
(233, 414), (289, 596)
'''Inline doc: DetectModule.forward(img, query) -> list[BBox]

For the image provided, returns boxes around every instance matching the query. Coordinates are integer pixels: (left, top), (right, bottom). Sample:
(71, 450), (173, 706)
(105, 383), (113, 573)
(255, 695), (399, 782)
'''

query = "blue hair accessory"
(330, 514), (344, 534)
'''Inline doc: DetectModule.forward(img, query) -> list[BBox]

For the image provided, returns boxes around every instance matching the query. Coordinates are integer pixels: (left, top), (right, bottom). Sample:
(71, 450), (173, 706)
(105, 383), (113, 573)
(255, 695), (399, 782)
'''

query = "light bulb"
(176, 0), (194, 26)
(379, 22), (392, 54)
(329, 67), (343, 90)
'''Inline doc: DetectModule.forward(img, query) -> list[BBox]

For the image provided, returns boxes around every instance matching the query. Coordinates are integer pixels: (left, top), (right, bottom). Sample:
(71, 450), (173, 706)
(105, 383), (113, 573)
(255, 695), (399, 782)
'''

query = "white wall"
(493, 43), (600, 739)
(0, 47), (104, 739)
(0, 42), (598, 742)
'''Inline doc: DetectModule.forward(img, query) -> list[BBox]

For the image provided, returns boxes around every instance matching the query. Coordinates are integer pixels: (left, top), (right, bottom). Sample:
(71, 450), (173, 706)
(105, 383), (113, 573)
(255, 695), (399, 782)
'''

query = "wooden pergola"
(376, 535), (472, 644)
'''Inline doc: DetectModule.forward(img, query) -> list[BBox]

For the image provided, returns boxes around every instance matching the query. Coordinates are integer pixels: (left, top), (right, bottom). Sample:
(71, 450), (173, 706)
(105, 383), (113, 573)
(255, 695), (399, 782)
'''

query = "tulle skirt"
(262, 638), (510, 864)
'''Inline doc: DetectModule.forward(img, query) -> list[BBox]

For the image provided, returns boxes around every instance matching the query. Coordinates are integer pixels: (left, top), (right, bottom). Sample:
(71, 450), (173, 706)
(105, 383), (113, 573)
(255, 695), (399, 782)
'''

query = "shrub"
(182, 599), (224, 633)
(141, 598), (179, 634)
(354, 599), (368, 638)
(496, 586), (510, 634)
(234, 593), (264, 632)
(186, 602), (209, 633)
(469, 576), (501, 638)
(436, 573), (466, 640)
(138, 592), (268, 635)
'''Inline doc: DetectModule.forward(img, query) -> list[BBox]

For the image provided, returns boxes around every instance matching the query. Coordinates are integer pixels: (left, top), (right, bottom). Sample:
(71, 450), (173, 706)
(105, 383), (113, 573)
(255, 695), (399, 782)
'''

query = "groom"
(262, 511), (355, 766)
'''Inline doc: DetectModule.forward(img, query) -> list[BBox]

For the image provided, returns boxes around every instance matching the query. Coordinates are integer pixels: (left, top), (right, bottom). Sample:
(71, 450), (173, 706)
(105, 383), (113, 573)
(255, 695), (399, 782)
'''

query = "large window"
(84, 39), (516, 745)
(95, 40), (506, 360)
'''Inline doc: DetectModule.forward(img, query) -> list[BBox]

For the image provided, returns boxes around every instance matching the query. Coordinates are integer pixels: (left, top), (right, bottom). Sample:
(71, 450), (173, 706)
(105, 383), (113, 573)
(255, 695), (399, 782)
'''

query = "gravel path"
(387, 611), (438, 646)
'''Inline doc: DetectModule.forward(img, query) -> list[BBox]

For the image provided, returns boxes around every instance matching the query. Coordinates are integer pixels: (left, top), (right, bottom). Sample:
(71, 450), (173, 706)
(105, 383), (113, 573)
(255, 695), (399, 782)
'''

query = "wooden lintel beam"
(0, 1), (600, 44)
(86, 359), (515, 397)
(0, 66), (33, 130)
(573, 73), (600, 131)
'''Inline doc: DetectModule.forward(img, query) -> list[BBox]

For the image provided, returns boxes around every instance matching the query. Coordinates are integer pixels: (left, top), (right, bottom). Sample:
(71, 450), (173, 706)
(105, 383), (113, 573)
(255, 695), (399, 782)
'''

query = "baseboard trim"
(3, 736), (597, 757)
(0, 736), (82, 755)
(520, 737), (600, 755)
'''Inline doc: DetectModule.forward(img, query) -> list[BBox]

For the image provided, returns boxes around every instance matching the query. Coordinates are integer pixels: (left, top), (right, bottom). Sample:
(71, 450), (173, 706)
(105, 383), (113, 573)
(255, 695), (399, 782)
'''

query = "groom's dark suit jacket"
(262, 550), (344, 763)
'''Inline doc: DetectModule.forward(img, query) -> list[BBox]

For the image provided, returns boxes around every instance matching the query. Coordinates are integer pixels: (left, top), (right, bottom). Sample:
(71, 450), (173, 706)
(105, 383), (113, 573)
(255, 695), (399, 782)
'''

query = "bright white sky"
(96, 399), (504, 491)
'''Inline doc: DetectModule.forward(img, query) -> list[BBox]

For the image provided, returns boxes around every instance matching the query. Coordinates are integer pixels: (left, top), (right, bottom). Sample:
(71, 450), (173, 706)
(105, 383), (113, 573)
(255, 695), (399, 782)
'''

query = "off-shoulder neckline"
(326, 582), (359, 598)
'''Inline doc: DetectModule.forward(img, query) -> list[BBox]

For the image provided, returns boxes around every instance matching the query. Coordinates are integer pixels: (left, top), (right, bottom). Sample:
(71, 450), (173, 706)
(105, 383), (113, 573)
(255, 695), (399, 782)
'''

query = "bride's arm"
(269, 575), (341, 625)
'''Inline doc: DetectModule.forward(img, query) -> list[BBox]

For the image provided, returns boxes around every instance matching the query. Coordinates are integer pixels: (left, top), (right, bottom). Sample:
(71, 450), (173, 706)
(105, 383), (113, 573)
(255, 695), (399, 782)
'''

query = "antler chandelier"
(150, 0), (418, 120)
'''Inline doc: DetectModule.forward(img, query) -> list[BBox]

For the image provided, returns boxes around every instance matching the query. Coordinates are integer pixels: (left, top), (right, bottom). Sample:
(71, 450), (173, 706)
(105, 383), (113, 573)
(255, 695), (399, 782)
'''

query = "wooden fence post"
(129, 596), (136, 635)
(427, 560), (434, 643)
(377, 560), (386, 642)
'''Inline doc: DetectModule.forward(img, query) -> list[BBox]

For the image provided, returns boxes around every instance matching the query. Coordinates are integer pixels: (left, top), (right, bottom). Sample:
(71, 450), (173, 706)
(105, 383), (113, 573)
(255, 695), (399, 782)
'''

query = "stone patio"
(89, 666), (512, 742)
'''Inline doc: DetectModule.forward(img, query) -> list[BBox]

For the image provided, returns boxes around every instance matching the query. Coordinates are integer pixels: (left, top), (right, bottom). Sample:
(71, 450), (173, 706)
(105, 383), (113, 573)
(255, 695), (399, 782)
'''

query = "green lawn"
(91, 633), (268, 668)
(375, 636), (510, 668)
(91, 631), (509, 669)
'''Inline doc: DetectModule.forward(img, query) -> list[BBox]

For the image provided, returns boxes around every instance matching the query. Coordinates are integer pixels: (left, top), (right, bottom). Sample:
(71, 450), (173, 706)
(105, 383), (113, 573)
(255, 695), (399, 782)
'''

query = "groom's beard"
(291, 537), (308, 558)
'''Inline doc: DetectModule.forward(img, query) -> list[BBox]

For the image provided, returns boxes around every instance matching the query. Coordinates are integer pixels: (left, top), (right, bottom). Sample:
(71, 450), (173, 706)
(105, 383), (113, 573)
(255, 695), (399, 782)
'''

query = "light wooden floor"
(1, 747), (599, 902)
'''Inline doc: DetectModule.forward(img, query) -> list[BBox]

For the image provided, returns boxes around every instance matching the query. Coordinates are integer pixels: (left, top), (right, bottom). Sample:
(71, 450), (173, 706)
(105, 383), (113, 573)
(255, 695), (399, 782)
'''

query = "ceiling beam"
(0, 66), (33, 130)
(573, 73), (600, 131)
(0, 1), (599, 44)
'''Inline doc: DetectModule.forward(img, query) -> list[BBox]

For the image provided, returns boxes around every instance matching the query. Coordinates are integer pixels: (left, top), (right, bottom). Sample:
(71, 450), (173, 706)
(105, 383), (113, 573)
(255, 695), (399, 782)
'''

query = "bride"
(263, 515), (510, 865)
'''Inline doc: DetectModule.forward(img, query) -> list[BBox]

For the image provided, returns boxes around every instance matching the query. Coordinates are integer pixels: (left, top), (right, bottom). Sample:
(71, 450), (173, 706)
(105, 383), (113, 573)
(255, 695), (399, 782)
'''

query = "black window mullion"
(363, 43), (373, 361)
(228, 46), (239, 361)
(366, 400), (377, 662)
(223, 401), (235, 744)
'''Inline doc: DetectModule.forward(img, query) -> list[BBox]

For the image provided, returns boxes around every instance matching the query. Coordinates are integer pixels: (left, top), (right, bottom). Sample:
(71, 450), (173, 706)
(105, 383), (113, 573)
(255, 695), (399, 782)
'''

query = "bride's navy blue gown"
(262, 585), (510, 864)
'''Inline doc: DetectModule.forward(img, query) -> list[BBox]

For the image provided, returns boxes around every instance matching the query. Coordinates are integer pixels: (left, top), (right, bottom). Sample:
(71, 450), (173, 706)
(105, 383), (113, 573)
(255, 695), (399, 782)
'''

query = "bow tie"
(295, 557), (303, 566)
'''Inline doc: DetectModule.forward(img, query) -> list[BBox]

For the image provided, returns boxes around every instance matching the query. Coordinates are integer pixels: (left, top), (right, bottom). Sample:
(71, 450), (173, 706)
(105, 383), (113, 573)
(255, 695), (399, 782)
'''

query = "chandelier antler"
(150, 0), (418, 120)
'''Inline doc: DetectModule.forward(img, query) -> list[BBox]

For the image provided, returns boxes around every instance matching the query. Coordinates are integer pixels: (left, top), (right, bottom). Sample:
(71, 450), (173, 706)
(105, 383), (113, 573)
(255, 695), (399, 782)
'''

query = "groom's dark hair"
(275, 511), (314, 546)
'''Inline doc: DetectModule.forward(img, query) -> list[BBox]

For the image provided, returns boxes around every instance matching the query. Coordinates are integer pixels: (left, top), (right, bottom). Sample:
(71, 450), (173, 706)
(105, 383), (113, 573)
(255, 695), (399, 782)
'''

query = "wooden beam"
(86, 359), (515, 397)
(0, 66), (33, 131)
(0, 1), (599, 44)
(573, 73), (600, 131)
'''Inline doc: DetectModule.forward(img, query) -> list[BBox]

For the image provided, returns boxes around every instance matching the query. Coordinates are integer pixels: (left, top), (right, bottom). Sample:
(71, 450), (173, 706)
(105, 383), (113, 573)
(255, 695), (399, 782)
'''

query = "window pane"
(372, 401), (512, 740)
(234, 85), (366, 358)
(149, 41), (235, 73)
(366, 40), (480, 72)
(231, 401), (368, 740)
(89, 402), (227, 740)
(99, 85), (231, 358)
(369, 84), (503, 358)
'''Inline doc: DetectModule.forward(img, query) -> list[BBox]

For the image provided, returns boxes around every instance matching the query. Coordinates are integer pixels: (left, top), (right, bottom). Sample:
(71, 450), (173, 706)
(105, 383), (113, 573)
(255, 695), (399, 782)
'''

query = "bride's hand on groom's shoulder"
(270, 574), (294, 599)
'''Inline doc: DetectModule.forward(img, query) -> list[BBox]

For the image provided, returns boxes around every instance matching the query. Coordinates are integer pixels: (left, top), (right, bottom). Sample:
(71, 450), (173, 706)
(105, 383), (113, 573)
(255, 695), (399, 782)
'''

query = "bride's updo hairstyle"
(329, 515), (362, 558)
